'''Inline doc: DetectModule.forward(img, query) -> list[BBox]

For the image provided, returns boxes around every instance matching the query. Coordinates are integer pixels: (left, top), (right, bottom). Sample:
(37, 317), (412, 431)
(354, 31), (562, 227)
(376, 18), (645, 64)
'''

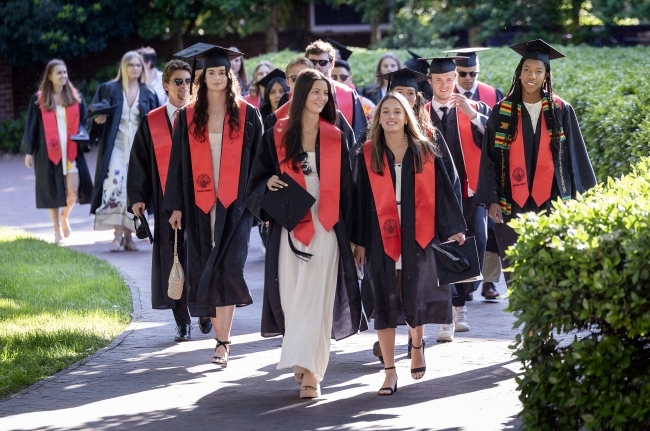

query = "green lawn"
(0, 228), (132, 397)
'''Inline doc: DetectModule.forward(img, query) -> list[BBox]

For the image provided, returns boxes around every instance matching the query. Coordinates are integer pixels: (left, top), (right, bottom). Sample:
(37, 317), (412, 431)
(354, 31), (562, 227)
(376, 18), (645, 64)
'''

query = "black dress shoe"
(481, 282), (500, 299)
(174, 324), (192, 342)
(198, 317), (213, 334)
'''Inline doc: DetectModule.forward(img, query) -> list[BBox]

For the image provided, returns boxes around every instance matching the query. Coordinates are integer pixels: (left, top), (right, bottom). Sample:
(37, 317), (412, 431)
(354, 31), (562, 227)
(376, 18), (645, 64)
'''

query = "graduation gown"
(127, 110), (180, 310)
(245, 127), (364, 341)
(475, 98), (597, 221)
(352, 145), (467, 330)
(89, 81), (159, 214)
(21, 94), (93, 209)
(163, 103), (263, 316)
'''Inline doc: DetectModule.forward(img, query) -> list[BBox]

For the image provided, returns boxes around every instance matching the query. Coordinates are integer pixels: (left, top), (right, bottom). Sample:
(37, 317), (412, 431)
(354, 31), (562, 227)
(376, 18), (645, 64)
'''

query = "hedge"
(507, 157), (650, 431)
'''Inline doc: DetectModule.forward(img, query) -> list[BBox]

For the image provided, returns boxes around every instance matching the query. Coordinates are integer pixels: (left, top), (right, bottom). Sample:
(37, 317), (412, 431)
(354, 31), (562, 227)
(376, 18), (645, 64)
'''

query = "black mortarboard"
(133, 214), (153, 243)
(70, 124), (89, 142)
(443, 47), (490, 67)
(257, 68), (286, 88)
(88, 100), (120, 118)
(173, 43), (244, 93)
(377, 68), (429, 91)
(326, 37), (353, 61)
(404, 49), (429, 75)
(510, 39), (565, 66)
(432, 236), (482, 285)
(420, 56), (468, 75)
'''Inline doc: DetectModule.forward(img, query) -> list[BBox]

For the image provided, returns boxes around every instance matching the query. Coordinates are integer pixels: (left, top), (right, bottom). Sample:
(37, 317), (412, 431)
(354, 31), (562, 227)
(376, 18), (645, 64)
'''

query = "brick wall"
(0, 63), (14, 120)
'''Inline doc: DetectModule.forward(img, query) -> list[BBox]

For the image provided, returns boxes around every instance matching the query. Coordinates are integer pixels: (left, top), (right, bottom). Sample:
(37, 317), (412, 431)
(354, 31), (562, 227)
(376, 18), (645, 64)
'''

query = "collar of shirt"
(165, 102), (183, 124)
(456, 82), (477, 98)
(430, 99), (452, 120)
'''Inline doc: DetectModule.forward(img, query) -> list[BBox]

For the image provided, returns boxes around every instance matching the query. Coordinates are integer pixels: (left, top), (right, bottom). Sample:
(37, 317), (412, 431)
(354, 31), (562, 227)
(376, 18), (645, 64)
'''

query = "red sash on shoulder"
(509, 97), (563, 207)
(244, 94), (260, 109)
(456, 103), (482, 197)
(187, 102), (248, 213)
(274, 100), (290, 121)
(148, 106), (173, 195)
(332, 80), (354, 126)
(363, 142), (435, 261)
(38, 91), (79, 166)
(476, 81), (498, 108)
(273, 117), (342, 246)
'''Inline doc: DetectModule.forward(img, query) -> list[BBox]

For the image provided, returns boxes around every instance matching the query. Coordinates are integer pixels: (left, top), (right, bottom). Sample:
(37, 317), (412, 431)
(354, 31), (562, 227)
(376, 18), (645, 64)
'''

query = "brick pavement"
(0, 152), (522, 430)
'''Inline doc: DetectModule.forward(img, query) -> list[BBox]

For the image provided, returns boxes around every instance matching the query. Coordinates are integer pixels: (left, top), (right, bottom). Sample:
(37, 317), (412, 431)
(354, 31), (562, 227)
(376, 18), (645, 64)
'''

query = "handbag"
(167, 228), (184, 300)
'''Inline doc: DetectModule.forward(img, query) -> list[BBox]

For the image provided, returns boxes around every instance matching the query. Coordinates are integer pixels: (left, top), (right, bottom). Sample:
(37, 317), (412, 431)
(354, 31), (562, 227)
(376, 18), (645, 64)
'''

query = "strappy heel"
(300, 370), (320, 399)
(410, 340), (426, 380)
(378, 366), (398, 396)
(211, 338), (231, 368)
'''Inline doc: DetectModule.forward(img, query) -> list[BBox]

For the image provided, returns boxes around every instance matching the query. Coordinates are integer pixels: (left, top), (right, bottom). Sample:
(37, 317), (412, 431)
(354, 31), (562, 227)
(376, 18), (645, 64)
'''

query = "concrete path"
(0, 151), (522, 430)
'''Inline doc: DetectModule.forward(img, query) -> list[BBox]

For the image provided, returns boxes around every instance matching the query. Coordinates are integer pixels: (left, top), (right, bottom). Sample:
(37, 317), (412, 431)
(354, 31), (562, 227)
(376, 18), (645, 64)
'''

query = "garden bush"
(0, 112), (26, 154)
(507, 157), (650, 431)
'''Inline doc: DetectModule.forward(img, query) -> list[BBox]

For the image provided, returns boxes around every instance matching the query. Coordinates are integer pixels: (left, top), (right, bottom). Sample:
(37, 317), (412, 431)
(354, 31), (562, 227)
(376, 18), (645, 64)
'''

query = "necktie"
(464, 91), (472, 98)
(173, 109), (179, 129)
(439, 106), (449, 136)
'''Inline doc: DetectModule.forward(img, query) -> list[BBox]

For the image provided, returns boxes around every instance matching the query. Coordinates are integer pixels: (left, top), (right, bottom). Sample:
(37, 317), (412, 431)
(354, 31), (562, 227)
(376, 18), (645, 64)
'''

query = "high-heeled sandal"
(211, 338), (231, 368)
(378, 366), (398, 396)
(410, 340), (426, 380)
(300, 371), (320, 399)
(60, 212), (71, 238)
(109, 236), (123, 252)
(293, 366), (304, 384)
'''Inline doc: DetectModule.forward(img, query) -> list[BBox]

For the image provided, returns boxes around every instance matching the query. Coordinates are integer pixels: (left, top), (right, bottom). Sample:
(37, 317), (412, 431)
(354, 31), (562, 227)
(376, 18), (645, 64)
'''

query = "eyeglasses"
(173, 78), (192, 86)
(331, 74), (350, 82)
(126, 63), (142, 68)
(310, 59), (330, 67)
(289, 75), (298, 83)
(299, 151), (312, 176)
(457, 71), (479, 78)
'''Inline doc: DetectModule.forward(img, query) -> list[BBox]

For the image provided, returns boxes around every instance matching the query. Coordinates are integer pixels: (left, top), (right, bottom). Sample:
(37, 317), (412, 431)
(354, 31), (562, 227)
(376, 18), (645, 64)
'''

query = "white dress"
(208, 132), (223, 247)
(395, 164), (402, 270)
(276, 152), (340, 382)
(55, 105), (77, 175)
(94, 90), (140, 230)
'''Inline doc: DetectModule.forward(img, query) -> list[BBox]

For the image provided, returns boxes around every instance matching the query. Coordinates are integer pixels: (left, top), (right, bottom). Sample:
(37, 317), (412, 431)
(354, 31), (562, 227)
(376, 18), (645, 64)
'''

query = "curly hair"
(192, 66), (243, 142)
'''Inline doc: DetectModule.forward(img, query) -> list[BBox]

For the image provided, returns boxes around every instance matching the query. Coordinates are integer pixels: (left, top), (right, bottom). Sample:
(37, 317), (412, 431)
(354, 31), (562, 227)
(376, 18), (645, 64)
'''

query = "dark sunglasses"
(173, 78), (192, 86)
(331, 74), (350, 82)
(299, 151), (312, 176)
(289, 75), (298, 83)
(310, 59), (330, 67)
(457, 71), (479, 78)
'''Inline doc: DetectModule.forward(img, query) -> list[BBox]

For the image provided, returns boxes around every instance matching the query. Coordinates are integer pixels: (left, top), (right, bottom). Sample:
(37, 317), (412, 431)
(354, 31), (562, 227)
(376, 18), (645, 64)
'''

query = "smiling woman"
(0, 227), (131, 397)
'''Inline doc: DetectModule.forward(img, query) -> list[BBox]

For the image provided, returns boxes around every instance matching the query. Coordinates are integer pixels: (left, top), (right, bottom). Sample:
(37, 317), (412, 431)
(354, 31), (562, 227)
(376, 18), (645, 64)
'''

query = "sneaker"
(437, 324), (455, 342)
(453, 306), (470, 332)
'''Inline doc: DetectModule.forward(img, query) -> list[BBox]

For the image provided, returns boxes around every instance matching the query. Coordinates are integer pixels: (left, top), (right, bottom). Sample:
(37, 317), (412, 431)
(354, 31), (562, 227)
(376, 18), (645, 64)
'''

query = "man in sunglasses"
(128, 59), (213, 343)
(305, 40), (368, 141)
(331, 60), (376, 121)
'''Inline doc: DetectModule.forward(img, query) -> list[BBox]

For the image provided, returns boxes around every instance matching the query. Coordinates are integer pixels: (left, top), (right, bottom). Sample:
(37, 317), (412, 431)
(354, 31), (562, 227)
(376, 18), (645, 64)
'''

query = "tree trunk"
(468, 26), (481, 46)
(173, 30), (184, 52)
(370, 13), (382, 45)
(266, 4), (279, 53)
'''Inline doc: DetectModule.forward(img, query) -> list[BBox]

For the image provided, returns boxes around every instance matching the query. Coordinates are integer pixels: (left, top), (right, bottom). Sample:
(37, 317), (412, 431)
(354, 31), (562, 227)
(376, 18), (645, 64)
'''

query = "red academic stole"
(456, 102), (482, 197)
(509, 97), (563, 207)
(147, 106), (173, 195)
(187, 102), (248, 213)
(273, 117), (341, 246)
(332, 80), (354, 126)
(38, 91), (79, 165)
(363, 142), (435, 261)
(274, 100), (290, 120)
(476, 82), (498, 108)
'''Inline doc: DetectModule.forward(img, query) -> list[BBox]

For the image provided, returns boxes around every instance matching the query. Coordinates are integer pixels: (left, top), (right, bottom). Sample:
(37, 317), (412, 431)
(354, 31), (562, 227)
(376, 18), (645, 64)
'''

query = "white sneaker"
(437, 324), (455, 342)
(453, 306), (470, 332)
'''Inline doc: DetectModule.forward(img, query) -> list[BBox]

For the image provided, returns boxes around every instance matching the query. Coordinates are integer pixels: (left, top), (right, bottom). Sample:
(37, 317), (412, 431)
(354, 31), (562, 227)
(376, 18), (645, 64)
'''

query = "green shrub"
(0, 112), (26, 153)
(507, 158), (650, 431)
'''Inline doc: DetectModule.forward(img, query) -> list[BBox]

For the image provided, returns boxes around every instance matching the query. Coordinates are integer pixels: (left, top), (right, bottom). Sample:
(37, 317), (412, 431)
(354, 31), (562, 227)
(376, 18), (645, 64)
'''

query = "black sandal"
(211, 338), (231, 368)
(378, 366), (398, 396)
(410, 341), (426, 379)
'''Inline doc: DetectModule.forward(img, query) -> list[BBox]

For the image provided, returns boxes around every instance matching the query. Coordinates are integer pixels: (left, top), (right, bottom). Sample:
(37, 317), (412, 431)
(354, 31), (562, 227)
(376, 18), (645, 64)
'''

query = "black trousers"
(172, 281), (191, 326)
(452, 199), (487, 307)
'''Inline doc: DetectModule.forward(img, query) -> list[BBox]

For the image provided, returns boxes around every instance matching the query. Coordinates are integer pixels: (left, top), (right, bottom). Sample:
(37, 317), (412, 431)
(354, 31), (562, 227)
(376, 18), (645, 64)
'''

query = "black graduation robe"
(163, 103), (264, 317)
(21, 93), (93, 209)
(127, 111), (181, 310)
(352, 145), (467, 330)
(245, 127), (364, 341)
(475, 99), (597, 221)
(89, 81), (159, 214)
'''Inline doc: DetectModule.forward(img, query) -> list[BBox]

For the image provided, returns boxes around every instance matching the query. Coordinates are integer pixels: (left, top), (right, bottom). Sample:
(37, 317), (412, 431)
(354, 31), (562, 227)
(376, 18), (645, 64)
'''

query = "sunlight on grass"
(0, 227), (132, 397)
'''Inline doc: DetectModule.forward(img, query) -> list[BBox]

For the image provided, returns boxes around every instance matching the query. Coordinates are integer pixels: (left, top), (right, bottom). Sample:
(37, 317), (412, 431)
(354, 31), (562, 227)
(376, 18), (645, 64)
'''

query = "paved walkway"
(0, 151), (522, 430)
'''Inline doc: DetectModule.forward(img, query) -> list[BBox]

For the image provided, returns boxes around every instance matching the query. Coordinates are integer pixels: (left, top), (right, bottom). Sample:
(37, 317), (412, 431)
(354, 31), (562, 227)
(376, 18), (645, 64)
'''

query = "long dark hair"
(282, 69), (337, 171)
(259, 76), (289, 120)
(504, 58), (562, 154)
(37, 59), (81, 111)
(192, 66), (243, 142)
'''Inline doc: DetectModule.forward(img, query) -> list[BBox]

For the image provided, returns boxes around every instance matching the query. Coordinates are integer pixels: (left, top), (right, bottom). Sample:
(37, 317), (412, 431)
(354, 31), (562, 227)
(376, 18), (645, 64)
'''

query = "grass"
(0, 227), (132, 397)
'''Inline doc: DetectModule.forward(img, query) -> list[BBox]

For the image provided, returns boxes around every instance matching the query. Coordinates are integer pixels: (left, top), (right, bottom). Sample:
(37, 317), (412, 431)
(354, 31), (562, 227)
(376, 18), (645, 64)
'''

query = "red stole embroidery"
(363, 142), (435, 261)
(332, 80), (353, 126)
(38, 91), (79, 166)
(456, 103), (482, 197)
(273, 117), (342, 246)
(187, 102), (248, 213)
(148, 106), (173, 195)
(476, 81), (498, 108)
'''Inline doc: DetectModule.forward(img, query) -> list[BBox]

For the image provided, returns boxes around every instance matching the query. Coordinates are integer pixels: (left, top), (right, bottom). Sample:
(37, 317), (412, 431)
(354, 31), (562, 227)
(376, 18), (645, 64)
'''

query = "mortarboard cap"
(404, 49), (429, 75)
(510, 39), (565, 66)
(443, 47), (490, 67)
(432, 236), (482, 285)
(88, 100), (120, 118)
(257, 68), (286, 88)
(260, 172), (315, 232)
(326, 38), (353, 61)
(173, 43), (244, 94)
(133, 213), (154, 243)
(377, 68), (429, 91)
(70, 124), (89, 142)
(420, 56), (468, 75)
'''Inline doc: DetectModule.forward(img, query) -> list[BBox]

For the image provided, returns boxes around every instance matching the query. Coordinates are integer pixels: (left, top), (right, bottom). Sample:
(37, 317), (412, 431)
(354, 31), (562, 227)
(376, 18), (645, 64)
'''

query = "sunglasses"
(299, 151), (312, 176)
(331, 74), (350, 82)
(457, 71), (479, 78)
(173, 78), (192, 86)
(310, 59), (330, 67)
(289, 75), (298, 83)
